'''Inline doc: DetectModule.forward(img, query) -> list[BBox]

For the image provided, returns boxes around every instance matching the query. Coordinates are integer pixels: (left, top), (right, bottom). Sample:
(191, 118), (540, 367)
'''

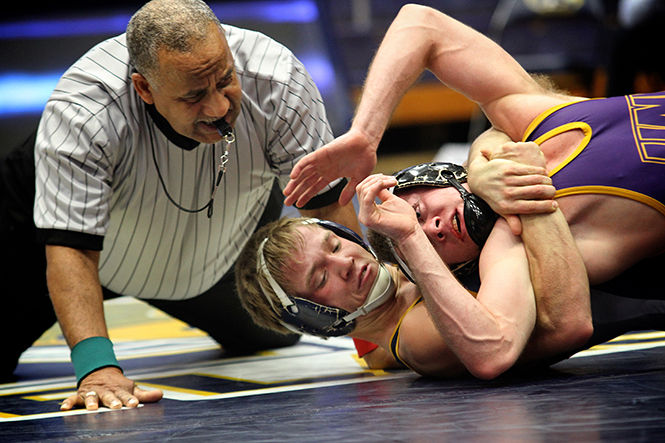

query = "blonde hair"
(235, 217), (314, 335)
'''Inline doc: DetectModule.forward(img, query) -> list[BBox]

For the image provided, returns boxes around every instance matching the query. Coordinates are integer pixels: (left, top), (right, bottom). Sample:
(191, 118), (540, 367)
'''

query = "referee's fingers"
(133, 385), (163, 405)
(60, 392), (81, 411)
(83, 390), (100, 411)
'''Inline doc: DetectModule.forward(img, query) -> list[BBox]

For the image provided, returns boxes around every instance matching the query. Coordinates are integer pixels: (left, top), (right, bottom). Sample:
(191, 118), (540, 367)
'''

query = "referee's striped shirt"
(34, 25), (337, 300)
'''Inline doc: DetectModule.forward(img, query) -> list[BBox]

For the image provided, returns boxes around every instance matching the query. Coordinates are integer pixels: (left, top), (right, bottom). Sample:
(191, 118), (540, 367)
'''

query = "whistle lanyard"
(149, 123), (235, 218)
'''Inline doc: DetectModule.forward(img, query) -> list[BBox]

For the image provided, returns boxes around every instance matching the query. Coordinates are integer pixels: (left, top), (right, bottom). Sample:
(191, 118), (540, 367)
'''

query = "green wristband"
(70, 336), (122, 386)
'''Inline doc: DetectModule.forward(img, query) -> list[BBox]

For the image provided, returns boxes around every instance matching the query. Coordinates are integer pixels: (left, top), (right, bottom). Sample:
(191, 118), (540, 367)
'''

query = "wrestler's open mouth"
(453, 212), (461, 235)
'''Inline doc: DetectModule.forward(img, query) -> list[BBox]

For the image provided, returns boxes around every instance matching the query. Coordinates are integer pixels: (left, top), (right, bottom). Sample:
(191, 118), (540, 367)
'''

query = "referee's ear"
(132, 72), (155, 105)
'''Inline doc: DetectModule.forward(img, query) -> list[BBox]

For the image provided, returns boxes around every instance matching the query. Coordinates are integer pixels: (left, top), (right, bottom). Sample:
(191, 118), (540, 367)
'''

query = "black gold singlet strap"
(389, 297), (424, 368)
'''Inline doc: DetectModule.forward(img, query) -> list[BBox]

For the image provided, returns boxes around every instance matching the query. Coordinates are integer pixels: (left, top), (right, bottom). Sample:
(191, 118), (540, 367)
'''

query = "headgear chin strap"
(389, 162), (498, 281)
(256, 219), (396, 338)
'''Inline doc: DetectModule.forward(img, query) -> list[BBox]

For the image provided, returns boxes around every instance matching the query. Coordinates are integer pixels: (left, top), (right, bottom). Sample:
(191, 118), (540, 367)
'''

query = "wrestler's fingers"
(501, 162), (548, 177)
(492, 141), (544, 162)
(356, 185), (378, 210)
(503, 173), (552, 188)
(356, 175), (390, 202)
(505, 199), (558, 215)
(357, 173), (395, 191)
(116, 390), (140, 409)
(368, 175), (397, 197)
(479, 147), (493, 160)
(375, 186), (396, 204)
(505, 215), (523, 236)
(505, 184), (556, 201)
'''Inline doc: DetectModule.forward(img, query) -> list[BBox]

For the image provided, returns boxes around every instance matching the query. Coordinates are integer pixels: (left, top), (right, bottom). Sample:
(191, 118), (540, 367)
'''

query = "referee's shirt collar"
(146, 103), (200, 151)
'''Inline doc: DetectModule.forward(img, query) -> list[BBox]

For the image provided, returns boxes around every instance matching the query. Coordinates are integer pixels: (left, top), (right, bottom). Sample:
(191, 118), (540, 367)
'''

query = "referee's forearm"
(45, 245), (110, 348)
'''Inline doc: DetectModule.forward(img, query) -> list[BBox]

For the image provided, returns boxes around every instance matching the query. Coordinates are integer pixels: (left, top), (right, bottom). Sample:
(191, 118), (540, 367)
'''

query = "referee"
(0, 0), (359, 411)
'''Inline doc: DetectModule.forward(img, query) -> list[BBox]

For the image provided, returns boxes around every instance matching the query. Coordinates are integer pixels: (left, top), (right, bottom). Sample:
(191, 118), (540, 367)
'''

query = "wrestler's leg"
(586, 287), (665, 348)
(573, 254), (665, 351)
(593, 253), (665, 300)
(487, 254), (664, 368)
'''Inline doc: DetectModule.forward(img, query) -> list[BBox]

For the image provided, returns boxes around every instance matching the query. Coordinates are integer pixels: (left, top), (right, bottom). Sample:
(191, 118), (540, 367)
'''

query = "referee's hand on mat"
(60, 367), (163, 411)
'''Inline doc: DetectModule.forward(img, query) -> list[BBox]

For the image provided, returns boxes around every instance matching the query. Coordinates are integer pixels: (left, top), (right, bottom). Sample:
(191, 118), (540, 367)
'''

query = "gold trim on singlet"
(389, 297), (423, 369)
(555, 186), (665, 217)
(533, 121), (592, 177)
(521, 99), (665, 217)
(521, 101), (579, 142)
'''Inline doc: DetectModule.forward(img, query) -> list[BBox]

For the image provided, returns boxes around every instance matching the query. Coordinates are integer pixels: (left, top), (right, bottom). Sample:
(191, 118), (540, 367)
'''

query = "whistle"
(212, 118), (233, 138)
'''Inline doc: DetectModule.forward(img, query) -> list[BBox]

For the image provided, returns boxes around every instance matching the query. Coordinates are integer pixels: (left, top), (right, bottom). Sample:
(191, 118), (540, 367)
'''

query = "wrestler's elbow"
(558, 289), (594, 350)
(561, 313), (594, 350)
(397, 4), (443, 32)
(399, 3), (434, 18)
(467, 346), (522, 380)
(471, 360), (512, 380)
(536, 307), (593, 357)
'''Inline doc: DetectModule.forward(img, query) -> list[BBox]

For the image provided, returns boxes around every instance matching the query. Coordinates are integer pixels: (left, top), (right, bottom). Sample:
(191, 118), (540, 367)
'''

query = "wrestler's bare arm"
(357, 175), (537, 380)
(466, 129), (592, 360)
(285, 4), (558, 207)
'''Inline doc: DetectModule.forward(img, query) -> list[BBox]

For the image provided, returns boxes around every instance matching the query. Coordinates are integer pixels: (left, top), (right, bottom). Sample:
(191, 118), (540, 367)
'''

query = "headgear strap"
(256, 219), (395, 337)
(388, 162), (498, 281)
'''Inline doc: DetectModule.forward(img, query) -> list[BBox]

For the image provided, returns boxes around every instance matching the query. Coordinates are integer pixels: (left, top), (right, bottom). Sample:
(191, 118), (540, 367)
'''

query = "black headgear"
(386, 162), (497, 282)
(256, 219), (395, 338)
(392, 162), (497, 247)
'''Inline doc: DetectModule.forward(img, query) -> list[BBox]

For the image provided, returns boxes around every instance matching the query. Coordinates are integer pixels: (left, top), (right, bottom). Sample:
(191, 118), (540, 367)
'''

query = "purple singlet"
(523, 92), (665, 217)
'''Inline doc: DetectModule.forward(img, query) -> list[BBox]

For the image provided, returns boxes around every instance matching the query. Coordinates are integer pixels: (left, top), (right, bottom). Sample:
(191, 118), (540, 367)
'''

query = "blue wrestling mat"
(1, 298), (664, 442)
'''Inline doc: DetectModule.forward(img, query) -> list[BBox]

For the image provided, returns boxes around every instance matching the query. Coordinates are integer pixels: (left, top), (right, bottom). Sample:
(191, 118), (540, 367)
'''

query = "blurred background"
(2, 0), (665, 171)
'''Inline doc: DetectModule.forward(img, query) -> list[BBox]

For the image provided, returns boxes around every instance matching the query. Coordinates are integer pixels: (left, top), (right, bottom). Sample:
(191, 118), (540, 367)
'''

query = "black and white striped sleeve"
(34, 92), (116, 249)
(264, 49), (339, 194)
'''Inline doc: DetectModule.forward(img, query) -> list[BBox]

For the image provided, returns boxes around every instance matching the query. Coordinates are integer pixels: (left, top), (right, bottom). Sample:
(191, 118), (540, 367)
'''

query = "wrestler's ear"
(132, 72), (154, 105)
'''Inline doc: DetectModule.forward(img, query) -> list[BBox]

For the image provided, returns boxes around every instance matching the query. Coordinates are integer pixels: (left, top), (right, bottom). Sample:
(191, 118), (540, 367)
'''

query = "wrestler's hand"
(284, 128), (378, 208)
(485, 140), (548, 168)
(468, 142), (556, 235)
(356, 174), (418, 242)
(60, 366), (163, 411)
